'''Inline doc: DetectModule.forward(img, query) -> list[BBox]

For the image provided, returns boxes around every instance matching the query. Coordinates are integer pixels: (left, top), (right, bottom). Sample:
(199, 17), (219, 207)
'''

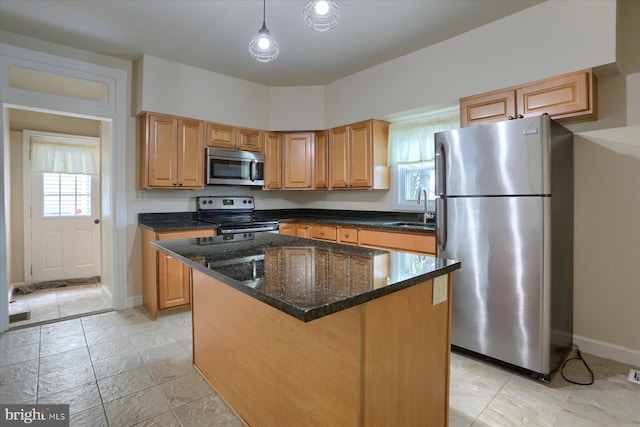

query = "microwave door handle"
(250, 160), (256, 182)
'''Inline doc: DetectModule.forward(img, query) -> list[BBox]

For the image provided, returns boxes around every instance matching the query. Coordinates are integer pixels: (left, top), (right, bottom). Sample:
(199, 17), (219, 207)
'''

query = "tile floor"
(1, 307), (638, 427)
(9, 283), (111, 328)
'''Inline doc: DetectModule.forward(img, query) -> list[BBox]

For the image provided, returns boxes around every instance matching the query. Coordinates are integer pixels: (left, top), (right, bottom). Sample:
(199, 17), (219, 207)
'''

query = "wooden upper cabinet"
(206, 122), (236, 149)
(237, 127), (264, 152)
(264, 132), (282, 190)
(328, 125), (350, 189)
(349, 120), (374, 189)
(140, 112), (204, 189)
(516, 70), (597, 122)
(460, 69), (597, 127)
(460, 89), (517, 127)
(283, 132), (314, 189)
(177, 118), (205, 188)
(314, 130), (329, 189)
(206, 123), (264, 152)
(329, 119), (389, 190)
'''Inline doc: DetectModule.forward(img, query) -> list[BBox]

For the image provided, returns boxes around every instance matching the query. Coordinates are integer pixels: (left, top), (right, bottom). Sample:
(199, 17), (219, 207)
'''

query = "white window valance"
(388, 109), (460, 165)
(31, 138), (100, 175)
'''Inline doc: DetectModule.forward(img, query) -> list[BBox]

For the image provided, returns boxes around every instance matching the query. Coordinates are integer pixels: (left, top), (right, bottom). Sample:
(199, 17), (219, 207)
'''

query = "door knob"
(94, 219), (100, 224)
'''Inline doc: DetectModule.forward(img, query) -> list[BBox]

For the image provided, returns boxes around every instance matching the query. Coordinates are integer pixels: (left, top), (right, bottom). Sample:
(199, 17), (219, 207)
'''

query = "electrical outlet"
(629, 369), (640, 385)
(136, 190), (146, 200)
(433, 275), (448, 306)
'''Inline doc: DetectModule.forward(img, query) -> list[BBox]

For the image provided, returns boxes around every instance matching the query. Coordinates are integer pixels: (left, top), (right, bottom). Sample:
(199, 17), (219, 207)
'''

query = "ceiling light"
(249, 0), (279, 63)
(303, 0), (341, 32)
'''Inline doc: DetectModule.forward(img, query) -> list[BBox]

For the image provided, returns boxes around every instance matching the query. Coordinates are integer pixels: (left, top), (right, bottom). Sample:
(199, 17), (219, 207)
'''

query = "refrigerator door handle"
(436, 197), (447, 252)
(435, 142), (446, 196)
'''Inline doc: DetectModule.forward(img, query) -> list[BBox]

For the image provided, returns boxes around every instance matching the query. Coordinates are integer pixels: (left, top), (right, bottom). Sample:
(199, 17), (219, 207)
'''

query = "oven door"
(206, 148), (265, 186)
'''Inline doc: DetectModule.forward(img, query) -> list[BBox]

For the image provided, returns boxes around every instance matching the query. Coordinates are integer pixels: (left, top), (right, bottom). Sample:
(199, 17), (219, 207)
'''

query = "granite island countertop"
(151, 232), (459, 322)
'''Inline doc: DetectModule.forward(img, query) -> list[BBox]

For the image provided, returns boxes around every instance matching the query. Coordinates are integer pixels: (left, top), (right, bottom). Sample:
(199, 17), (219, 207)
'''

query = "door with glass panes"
(30, 172), (101, 284)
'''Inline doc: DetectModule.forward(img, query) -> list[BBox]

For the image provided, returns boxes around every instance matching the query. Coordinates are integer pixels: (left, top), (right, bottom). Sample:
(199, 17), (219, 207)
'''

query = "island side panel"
(362, 275), (452, 426)
(192, 269), (362, 427)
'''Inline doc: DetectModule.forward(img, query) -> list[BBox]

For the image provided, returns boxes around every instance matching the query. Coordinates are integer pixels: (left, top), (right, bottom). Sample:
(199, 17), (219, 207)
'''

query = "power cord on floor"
(561, 346), (594, 385)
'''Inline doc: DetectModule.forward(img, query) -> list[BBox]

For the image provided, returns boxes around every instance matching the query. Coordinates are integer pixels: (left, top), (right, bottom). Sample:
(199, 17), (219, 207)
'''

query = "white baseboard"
(100, 283), (112, 304)
(573, 334), (640, 367)
(127, 295), (143, 308)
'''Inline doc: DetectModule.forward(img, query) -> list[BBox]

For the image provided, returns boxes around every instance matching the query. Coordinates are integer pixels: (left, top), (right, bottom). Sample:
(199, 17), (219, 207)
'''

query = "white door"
(30, 172), (101, 284)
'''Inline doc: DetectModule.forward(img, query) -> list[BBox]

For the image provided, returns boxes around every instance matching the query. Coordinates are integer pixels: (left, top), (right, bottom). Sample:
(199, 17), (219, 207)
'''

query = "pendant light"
(249, 0), (279, 63)
(303, 0), (341, 32)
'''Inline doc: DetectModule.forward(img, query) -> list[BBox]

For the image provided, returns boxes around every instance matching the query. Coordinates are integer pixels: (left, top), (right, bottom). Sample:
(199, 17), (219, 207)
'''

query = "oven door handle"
(219, 226), (277, 234)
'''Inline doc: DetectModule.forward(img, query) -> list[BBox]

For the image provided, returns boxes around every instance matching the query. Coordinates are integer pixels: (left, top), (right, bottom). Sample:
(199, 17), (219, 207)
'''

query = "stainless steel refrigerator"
(435, 114), (573, 381)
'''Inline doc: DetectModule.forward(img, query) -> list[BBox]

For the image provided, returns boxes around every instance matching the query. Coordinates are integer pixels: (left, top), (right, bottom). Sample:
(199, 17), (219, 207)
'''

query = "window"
(388, 108), (459, 211)
(43, 173), (92, 217)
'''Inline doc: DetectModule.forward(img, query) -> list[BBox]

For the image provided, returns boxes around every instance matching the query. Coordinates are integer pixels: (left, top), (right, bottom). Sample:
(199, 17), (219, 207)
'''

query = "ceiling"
(0, 0), (541, 87)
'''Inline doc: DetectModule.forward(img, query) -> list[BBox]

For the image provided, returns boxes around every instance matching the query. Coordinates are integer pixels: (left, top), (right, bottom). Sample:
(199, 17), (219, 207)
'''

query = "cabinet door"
(314, 130), (329, 189)
(329, 125), (349, 188)
(278, 222), (295, 236)
(349, 120), (373, 188)
(158, 254), (191, 309)
(237, 127), (264, 152)
(264, 132), (282, 189)
(154, 229), (215, 312)
(206, 122), (235, 149)
(147, 114), (178, 187)
(460, 89), (517, 127)
(283, 132), (313, 189)
(516, 70), (596, 121)
(296, 223), (312, 239)
(177, 119), (205, 188)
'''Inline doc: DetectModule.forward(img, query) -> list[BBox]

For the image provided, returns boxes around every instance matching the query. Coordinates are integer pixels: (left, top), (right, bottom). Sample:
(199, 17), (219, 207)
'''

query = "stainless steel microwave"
(206, 148), (265, 186)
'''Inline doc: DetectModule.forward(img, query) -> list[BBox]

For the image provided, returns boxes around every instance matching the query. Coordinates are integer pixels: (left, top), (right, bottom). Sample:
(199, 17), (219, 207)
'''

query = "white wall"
(268, 86), (325, 131)
(325, 0), (617, 127)
(135, 55), (270, 129)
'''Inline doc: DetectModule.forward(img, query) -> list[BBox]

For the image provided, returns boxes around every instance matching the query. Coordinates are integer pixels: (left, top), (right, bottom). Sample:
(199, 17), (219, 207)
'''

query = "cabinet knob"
(508, 116), (515, 120)
(344, 233), (349, 238)
(308, 184), (311, 188)
(320, 231), (325, 235)
(178, 183), (183, 186)
(517, 114), (524, 119)
(173, 182), (178, 186)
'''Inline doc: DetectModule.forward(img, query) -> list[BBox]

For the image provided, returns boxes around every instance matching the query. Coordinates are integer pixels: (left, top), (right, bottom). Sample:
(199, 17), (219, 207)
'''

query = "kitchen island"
(152, 232), (460, 426)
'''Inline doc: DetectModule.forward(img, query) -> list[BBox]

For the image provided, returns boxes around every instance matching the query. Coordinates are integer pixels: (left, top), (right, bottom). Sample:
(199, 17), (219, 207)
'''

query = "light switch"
(433, 275), (448, 306)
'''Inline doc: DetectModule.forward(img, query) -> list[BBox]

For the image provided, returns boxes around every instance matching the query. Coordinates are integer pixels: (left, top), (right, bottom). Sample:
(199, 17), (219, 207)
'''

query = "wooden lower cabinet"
(141, 227), (215, 319)
(278, 222), (295, 236)
(359, 228), (436, 255)
(296, 223), (312, 239)
(192, 269), (451, 426)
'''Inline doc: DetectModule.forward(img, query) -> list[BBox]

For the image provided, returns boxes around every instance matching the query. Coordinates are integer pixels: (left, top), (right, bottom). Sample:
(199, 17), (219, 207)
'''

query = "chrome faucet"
(417, 188), (434, 223)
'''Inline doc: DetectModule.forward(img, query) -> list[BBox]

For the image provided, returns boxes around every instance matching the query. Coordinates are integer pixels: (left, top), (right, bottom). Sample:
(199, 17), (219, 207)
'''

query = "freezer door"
(435, 115), (551, 196)
(440, 196), (551, 374)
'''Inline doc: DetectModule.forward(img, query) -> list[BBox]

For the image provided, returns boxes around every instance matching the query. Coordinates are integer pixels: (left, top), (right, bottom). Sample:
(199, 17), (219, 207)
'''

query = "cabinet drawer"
(359, 229), (435, 255)
(312, 225), (337, 241)
(337, 227), (358, 245)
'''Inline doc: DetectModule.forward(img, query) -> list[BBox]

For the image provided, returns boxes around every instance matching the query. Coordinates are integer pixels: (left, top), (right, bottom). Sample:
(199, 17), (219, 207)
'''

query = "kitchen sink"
(382, 221), (435, 231)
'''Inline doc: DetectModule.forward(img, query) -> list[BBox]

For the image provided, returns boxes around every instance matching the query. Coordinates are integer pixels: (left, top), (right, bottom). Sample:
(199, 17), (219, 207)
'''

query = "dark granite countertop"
(139, 209), (435, 233)
(151, 232), (459, 322)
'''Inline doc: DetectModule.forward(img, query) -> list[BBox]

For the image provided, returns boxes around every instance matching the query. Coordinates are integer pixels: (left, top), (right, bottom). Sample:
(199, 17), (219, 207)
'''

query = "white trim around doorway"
(0, 43), (128, 332)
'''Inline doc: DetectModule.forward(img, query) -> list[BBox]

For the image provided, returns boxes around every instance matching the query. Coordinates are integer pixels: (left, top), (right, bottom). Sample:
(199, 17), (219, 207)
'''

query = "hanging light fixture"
(303, 0), (341, 32)
(249, 0), (279, 63)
